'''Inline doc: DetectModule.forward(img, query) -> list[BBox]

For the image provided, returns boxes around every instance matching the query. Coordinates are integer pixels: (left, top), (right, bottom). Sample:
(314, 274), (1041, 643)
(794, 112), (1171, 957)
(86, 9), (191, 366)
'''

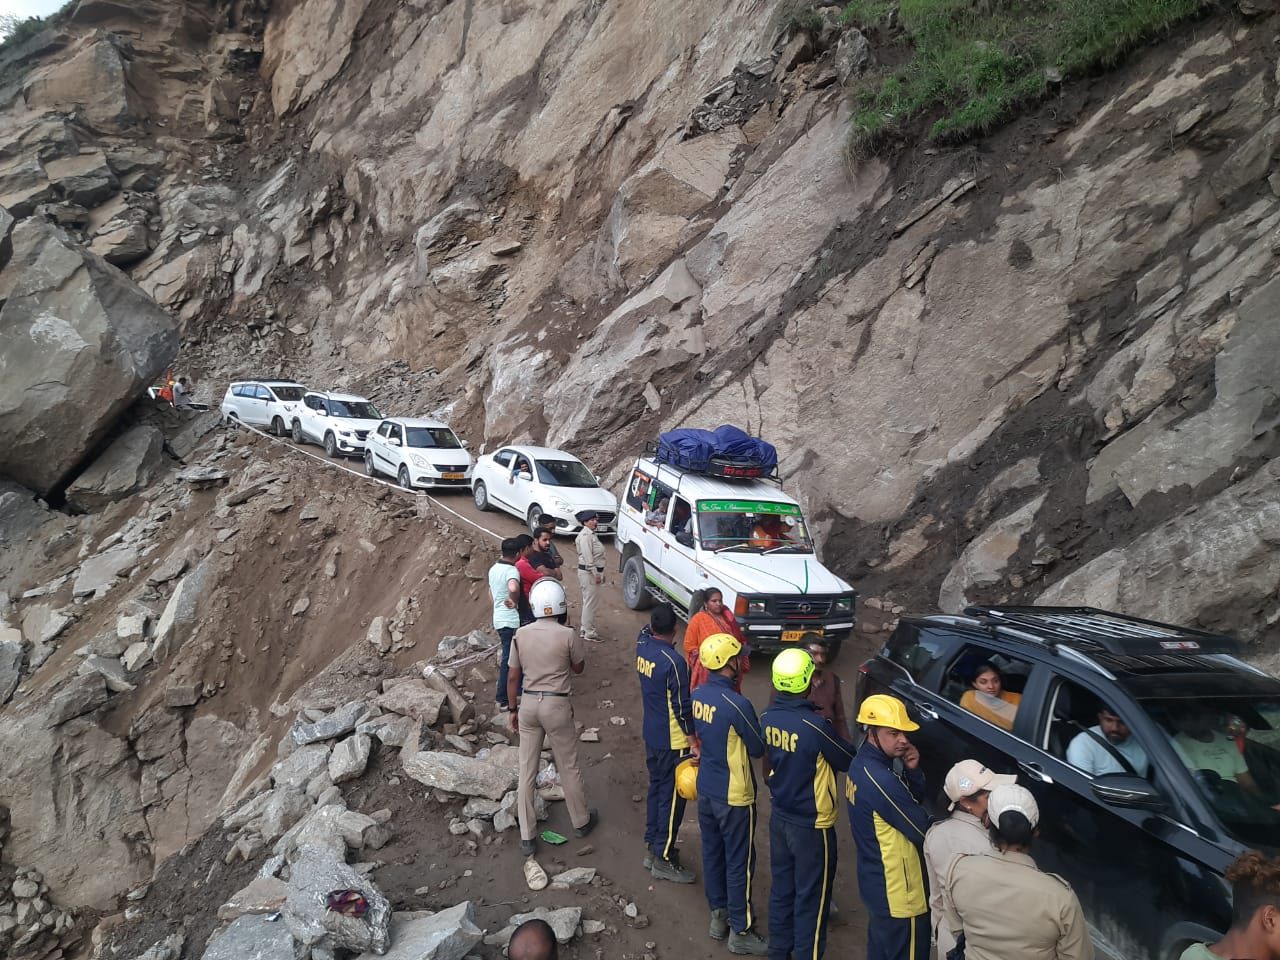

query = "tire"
(526, 504), (543, 537)
(271, 416), (285, 437)
(473, 481), (490, 512)
(324, 432), (338, 458)
(364, 451), (377, 477)
(291, 420), (303, 444)
(398, 465), (412, 489)
(824, 637), (842, 662)
(622, 554), (654, 611)
(224, 412), (240, 428)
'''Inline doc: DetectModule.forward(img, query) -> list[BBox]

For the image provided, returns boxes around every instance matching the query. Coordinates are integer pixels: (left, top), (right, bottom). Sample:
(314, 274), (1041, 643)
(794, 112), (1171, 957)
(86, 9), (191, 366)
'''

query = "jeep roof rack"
(964, 605), (1241, 656)
(642, 441), (781, 482)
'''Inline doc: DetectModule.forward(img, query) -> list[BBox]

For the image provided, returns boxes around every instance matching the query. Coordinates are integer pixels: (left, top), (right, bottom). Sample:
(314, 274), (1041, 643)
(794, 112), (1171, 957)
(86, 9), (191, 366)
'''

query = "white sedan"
(364, 418), (473, 490)
(471, 445), (618, 536)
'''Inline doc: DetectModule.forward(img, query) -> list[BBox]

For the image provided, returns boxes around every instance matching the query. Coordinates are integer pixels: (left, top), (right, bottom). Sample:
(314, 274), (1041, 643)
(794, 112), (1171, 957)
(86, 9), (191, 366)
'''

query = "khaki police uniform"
(943, 848), (1094, 960)
(509, 619), (591, 841)
(574, 524), (606, 638)
(922, 810), (989, 956)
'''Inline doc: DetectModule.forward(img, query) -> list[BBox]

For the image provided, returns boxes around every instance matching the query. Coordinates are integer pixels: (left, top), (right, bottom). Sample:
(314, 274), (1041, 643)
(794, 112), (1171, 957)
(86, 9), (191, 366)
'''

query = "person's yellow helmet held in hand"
(855, 694), (920, 732)
(772, 648), (815, 694)
(675, 758), (699, 801)
(699, 632), (742, 671)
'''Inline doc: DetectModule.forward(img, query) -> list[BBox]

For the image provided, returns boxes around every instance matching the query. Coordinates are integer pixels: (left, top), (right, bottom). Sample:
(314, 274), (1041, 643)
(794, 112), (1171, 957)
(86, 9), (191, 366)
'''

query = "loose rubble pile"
(0, 806), (78, 960)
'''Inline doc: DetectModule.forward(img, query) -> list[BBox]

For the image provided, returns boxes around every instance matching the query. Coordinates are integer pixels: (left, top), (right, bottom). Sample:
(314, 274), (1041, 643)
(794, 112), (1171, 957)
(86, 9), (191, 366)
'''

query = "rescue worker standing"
(573, 511), (606, 642)
(846, 694), (932, 960)
(507, 578), (598, 857)
(636, 603), (699, 883)
(692, 633), (769, 956)
(760, 649), (855, 960)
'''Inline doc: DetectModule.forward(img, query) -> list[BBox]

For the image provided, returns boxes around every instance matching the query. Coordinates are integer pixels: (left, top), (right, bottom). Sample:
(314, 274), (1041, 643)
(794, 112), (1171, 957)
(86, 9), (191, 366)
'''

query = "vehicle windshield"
(405, 426), (461, 449)
(1143, 695), (1280, 847)
(329, 400), (381, 419)
(272, 386), (305, 401)
(695, 500), (815, 554)
(535, 459), (597, 488)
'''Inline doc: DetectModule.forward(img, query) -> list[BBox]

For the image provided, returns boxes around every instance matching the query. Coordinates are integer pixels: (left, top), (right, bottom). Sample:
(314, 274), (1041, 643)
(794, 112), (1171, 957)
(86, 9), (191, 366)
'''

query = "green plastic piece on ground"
(540, 830), (568, 845)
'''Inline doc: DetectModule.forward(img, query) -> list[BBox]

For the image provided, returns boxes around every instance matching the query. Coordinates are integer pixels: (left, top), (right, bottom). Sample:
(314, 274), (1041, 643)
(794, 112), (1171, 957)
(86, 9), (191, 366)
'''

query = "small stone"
(164, 682), (201, 707)
(576, 844), (594, 857)
(624, 902), (638, 918)
(291, 597), (310, 616)
(608, 717), (626, 726)
(12, 878), (39, 898)
(583, 919), (606, 935)
(298, 502), (321, 522)
(489, 238), (522, 256)
(449, 819), (470, 836)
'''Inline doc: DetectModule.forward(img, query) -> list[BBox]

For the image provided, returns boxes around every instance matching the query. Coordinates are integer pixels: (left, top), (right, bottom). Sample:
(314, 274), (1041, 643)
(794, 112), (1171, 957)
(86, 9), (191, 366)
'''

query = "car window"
(626, 469), (654, 510)
(695, 499), (814, 554)
(390, 423), (403, 443)
(535, 459), (597, 488)
(327, 399), (380, 419)
(272, 386), (305, 401)
(670, 497), (692, 534)
(885, 626), (949, 680)
(1044, 678), (1153, 780)
(376, 422), (389, 438)
(1142, 694), (1280, 847)
(306, 395), (323, 411)
(254, 385), (273, 400)
(494, 450), (513, 467)
(405, 426), (460, 448)
(942, 644), (1033, 732)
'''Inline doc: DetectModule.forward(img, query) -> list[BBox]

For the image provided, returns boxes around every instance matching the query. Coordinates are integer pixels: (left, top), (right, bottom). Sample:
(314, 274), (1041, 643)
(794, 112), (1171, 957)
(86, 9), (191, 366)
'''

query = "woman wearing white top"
(923, 760), (1015, 957)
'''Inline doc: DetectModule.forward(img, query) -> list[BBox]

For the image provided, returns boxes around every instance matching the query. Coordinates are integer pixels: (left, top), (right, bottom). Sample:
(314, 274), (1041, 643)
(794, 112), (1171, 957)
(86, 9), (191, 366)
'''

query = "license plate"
(442, 473), (464, 480)
(782, 629), (818, 643)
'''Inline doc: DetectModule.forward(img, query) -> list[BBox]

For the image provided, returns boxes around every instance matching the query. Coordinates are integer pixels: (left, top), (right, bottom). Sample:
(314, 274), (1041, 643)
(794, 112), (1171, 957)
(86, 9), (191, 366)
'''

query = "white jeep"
(290, 391), (383, 458)
(615, 456), (857, 657)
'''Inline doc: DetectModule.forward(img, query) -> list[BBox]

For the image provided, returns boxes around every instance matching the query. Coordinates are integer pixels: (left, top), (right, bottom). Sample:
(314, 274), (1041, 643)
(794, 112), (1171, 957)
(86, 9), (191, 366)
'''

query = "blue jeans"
(496, 626), (516, 707)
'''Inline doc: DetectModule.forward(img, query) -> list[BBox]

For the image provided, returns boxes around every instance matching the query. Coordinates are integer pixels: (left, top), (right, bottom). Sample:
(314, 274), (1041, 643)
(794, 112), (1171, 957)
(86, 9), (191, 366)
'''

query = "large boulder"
(0, 219), (177, 496)
(65, 424), (165, 511)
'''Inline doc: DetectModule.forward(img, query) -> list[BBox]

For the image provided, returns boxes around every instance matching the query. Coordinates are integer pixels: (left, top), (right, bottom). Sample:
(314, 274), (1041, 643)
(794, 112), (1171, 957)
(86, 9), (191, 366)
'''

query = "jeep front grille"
(776, 598), (833, 618)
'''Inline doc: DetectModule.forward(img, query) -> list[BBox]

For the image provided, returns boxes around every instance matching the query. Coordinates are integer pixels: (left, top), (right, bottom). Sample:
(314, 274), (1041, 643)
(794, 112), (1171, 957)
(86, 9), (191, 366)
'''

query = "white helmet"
(528, 577), (567, 618)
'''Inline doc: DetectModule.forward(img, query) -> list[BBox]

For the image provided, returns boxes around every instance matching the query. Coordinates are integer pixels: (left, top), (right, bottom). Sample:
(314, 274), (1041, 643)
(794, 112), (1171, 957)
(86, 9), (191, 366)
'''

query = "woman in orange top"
(958, 662), (1022, 731)
(684, 587), (750, 691)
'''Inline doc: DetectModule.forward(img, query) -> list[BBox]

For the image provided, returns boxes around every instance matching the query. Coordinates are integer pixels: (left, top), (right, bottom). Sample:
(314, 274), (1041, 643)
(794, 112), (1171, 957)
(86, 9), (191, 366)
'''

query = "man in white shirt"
(1066, 706), (1150, 777)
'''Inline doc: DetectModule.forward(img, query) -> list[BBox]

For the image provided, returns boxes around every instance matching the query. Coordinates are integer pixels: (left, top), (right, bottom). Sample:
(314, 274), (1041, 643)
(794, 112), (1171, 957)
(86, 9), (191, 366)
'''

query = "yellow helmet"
(675, 758), (699, 801)
(772, 648), (815, 694)
(699, 633), (742, 671)
(855, 694), (919, 732)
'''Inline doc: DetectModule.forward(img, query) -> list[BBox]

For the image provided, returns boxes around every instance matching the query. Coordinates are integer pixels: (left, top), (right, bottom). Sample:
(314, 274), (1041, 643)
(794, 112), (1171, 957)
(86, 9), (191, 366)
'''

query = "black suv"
(855, 606), (1280, 960)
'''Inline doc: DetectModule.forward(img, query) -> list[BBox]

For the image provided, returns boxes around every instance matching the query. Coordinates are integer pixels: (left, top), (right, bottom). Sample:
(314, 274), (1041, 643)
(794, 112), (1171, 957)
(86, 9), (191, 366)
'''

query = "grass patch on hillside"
(844, 0), (1210, 154)
(0, 1), (76, 55)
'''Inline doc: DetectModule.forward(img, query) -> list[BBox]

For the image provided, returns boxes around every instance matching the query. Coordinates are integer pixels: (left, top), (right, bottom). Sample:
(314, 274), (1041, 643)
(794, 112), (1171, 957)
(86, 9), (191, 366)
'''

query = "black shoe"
(520, 838), (537, 856)
(573, 810), (599, 838)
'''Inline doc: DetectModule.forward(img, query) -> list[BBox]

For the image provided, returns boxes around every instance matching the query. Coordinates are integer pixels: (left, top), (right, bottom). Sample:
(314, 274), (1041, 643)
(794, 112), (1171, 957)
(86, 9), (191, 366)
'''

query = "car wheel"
(324, 432), (338, 458)
(364, 451), (377, 477)
(526, 504), (543, 537)
(398, 465), (412, 489)
(291, 420), (303, 444)
(271, 416), (285, 437)
(824, 638), (842, 662)
(622, 554), (653, 611)
(224, 411), (240, 428)
(473, 481), (489, 512)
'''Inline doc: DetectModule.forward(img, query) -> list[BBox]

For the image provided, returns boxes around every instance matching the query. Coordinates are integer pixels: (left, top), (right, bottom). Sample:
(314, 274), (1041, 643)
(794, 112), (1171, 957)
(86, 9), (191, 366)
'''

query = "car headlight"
(338, 429), (354, 437)
(410, 454), (429, 468)
(747, 600), (768, 615)
(552, 499), (573, 513)
(833, 596), (854, 613)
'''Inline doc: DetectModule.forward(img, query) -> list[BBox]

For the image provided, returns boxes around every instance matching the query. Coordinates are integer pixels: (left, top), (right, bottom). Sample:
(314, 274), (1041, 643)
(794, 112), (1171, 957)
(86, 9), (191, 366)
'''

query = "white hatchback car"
(219, 380), (307, 434)
(471, 445), (618, 536)
(290, 391), (383, 458)
(364, 418), (473, 490)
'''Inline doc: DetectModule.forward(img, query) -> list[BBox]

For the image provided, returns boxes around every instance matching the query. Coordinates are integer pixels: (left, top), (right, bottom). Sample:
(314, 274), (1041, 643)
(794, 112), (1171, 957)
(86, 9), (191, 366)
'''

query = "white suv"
(364, 418), (473, 489)
(290, 391), (383, 458)
(220, 380), (307, 434)
(615, 456), (857, 657)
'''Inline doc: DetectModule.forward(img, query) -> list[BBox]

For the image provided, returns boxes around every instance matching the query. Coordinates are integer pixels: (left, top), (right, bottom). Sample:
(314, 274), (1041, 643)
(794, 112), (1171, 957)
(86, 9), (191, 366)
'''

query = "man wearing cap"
(636, 603), (699, 884)
(846, 694), (933, 960)
(760, 649), (856, 960)
(692, 633), (769, 956)
(944, 783), (1093, 960)
(573, 511), (606, 642)
(922, 760), (1016, 957)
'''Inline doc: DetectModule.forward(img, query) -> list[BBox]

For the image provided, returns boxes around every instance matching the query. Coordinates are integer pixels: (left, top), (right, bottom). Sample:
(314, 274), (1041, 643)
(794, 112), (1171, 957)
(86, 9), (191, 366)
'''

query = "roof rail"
(964, 605), (1240, 656)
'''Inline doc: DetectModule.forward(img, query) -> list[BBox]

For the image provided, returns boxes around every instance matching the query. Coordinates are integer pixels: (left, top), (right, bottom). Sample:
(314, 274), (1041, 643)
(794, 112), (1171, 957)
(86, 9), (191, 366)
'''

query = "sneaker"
(642, 848), (654, 870)
(573, 810), (599, 838)
(520, 838), (537, 857)
(650, 856), (695, 884)
(727, 927), (769, 956)
(708, 909), (730, 941)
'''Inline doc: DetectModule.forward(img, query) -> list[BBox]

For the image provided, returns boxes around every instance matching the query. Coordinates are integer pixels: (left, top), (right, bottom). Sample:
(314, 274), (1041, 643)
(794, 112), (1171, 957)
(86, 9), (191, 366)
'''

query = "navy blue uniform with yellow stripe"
(636, 628), (694, 860)
(693, 673), (766, 935)
(762, 694), (856, 960)
(846, 739), (932, 960)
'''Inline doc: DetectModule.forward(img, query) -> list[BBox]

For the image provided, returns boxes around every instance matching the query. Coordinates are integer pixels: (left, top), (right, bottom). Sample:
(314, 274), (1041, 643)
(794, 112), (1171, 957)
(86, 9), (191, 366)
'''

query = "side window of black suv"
(1043, 678), (1155, 781)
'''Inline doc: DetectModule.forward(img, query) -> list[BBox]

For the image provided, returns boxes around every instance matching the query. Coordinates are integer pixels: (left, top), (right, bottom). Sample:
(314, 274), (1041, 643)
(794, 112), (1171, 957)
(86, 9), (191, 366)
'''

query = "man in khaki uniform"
(943, 784), (1093, 960)
(574, 511), (606, 642)
(507, 577), (599, 857)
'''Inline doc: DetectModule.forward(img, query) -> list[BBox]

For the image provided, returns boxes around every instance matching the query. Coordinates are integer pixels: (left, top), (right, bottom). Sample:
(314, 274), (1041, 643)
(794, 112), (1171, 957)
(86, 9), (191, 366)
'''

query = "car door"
(507, 453), (535, 518)
(487, 449), (518, 511)
(366, 422), (389, 471)
(1025, 673), (1232, 960)
(654, 494), (700, 610)
(302, 395), (327, 441)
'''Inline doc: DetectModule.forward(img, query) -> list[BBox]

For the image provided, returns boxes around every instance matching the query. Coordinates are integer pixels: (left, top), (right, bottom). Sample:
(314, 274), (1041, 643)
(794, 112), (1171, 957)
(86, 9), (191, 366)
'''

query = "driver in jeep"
(749, 514), (790, 549)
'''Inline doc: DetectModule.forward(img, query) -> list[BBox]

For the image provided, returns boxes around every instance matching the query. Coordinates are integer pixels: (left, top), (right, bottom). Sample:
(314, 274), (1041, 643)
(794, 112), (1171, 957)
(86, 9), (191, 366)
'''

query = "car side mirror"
(387, 437), (401, 447)
(1090, 774), (1165, 810)
(461, 439), (470, 448)
(519, 471), (532, 481)
(675, 530), (695, 548)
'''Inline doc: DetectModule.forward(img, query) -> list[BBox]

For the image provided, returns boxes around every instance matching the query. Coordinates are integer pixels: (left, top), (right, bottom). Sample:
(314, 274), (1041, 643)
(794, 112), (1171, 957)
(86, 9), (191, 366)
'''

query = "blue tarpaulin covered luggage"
(655, 425), (778, 478)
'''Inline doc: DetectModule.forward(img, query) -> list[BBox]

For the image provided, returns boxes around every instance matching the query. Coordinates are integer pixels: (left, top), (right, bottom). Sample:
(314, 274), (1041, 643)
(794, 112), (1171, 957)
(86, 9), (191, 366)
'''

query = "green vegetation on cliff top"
(843, 0), (1210, 152)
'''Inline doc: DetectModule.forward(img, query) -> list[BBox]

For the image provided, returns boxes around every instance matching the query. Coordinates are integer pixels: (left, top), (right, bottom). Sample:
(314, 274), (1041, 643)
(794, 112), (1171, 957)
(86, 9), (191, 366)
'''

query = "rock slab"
(201, 914), (295, 960)
(356, 903), (483, 960)
(401, 751), (517, 800)
(65, 424), (165, 511)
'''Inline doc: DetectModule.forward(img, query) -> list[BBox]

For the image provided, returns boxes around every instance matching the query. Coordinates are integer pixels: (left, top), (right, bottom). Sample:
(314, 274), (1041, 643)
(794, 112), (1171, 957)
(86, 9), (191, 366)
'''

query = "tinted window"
(1044, 679), (1152, 779)
(328, 399), (380, 419)
(271, 386), (305, 401)
(405, 427), (461, 449)
(254, 385), (272, 400)
(886, 627), (949, 680)
(535, 459), (597, 488)
(696, 500), (814, 554)
(377, 422), (390, 438)
(494, 450), (513, 467)
(943, 645), (1033, 732)
(232, 384), (250, 397)
(306, 395), (324, 410)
